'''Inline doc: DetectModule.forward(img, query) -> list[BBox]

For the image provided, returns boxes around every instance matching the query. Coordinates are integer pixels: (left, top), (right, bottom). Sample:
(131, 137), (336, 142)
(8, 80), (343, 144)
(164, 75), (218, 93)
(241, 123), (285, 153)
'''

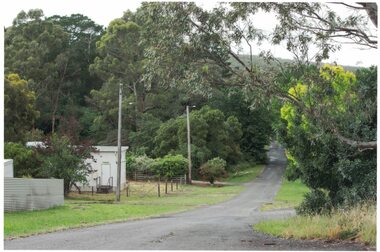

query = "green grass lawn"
(260, 179), (310, 211)
(223, 164), (265, 183)
(4, 184), (244, 239)
(254, 204), (376, 246)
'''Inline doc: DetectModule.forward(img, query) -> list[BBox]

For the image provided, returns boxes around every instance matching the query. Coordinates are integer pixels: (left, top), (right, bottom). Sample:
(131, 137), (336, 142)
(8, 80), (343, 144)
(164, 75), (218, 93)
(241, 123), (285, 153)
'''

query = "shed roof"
(93, 146), (129, 152)
(25, 142), (128, 153)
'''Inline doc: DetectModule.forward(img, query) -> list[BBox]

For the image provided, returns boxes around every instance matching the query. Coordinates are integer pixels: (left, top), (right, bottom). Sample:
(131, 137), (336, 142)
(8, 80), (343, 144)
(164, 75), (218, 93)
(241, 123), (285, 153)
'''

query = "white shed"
(4, 159), (14, 178)
(79, 146), (129, 192)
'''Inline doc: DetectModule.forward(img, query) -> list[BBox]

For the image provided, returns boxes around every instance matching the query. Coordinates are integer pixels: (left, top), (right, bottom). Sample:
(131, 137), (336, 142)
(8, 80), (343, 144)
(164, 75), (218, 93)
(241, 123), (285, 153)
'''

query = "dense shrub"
(37, 134), (94, 195)
(150, 154), (188, 179)
(296, 189), (332, 216)
(4, 142), (41, 177)
(126, 154), (155, 175)
(199, 157), (227, 184)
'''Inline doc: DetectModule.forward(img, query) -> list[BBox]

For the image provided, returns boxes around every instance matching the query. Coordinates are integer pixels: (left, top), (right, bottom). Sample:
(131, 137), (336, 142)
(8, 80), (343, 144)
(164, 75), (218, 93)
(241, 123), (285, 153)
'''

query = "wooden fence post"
(158, 177), (161, 197)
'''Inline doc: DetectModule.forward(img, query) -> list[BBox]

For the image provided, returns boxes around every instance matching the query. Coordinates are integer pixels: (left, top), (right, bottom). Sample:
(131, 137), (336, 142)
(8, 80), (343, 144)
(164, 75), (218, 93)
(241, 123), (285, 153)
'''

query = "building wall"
(78, 147), (127, 192)
(4, 178), (64, 212)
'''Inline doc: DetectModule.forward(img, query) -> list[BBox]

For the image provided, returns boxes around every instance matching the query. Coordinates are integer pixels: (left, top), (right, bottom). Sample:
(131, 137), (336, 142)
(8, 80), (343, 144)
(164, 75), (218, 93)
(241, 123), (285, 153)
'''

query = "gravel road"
(4, 143), (372, 250)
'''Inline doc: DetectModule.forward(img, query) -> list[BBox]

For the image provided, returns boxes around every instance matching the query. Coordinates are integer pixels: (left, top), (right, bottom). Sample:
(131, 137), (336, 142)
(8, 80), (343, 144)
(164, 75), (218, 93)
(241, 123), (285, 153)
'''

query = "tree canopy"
(3, 3), (376, 211)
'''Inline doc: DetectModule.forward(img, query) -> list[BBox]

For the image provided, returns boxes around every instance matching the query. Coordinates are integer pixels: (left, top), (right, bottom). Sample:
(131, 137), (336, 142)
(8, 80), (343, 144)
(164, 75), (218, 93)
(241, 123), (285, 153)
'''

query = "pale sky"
(1, 0), (378, 67)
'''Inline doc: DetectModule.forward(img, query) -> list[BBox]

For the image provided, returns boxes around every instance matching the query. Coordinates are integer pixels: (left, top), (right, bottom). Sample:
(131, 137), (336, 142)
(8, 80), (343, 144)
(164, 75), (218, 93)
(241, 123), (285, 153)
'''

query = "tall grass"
(255, 203), (376, 246)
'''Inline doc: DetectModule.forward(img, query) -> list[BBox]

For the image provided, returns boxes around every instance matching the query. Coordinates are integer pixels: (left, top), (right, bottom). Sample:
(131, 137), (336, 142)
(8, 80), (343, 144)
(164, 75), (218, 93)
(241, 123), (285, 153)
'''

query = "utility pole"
(186, 105), (192, 184)
(116, 83), (122, 202)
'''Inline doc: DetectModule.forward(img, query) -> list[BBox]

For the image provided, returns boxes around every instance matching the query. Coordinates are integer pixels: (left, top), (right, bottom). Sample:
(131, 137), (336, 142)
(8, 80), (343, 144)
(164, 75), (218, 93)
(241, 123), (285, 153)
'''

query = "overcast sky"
(1, 0), (378, 67)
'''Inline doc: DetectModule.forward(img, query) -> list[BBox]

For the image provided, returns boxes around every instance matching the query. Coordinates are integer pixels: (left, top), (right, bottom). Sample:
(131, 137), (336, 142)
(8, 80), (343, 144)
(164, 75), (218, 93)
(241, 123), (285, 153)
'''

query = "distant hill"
(230, 54), (362, 72)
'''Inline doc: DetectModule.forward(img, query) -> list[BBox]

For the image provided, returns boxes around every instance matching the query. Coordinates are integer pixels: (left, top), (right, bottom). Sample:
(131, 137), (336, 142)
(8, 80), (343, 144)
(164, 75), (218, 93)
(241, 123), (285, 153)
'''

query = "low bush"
(296, 189), (332, 215)
(150, 154), (188, 179)
(126, 154), (155, 174)
(199, 157), (227, 184)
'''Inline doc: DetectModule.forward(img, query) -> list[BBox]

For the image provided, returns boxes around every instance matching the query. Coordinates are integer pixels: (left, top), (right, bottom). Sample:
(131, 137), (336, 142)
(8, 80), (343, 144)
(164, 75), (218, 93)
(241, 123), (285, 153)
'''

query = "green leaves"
(38, 134), (95, 195)
(4, 142), (41, 178)
(278, 65), (377, 209)
(4, 74), (39, 142)
(153, 105), (243, 171)
(199, 157), (227, 184)
(150, 154), (188, 179)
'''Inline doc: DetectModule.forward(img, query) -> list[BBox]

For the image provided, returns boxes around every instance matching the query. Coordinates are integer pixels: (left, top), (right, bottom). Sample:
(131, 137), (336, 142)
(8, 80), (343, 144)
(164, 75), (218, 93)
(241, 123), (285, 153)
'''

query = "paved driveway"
(4, 144), (370, 250)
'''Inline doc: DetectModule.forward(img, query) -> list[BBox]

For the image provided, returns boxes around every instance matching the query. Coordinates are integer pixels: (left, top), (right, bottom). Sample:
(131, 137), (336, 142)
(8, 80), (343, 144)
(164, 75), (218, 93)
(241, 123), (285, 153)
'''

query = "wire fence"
(125, 171), (186, 197)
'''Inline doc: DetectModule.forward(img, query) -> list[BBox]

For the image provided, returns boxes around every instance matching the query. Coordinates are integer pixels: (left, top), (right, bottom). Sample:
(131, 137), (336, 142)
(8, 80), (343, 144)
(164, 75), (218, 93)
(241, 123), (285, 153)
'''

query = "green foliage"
(4, 74), (39, 142)
(126, 154), (155, 174)
(209, 88), (273, 163)
(277, 65), (377, 211)
(37, 134), (94, 195)
(153, 105), (243, 176)
(89, 17), (144, 117)
(4, 142), (41, 178)
(150, 154), (188, 179)
(296, 189), (332, 215)
(199, 157), (227, 184)
(24, 129), (45, 142)
(5, 10), (69, 132)
(128, 113), (162, 155)
(5, 10), (104, 134)
(153, 118), (184, 157)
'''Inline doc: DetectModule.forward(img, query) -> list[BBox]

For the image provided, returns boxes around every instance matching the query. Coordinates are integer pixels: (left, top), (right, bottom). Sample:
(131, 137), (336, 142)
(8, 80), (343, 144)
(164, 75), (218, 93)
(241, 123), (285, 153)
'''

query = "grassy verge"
(4, 184), (244, 239)
(260, 179), (309, 211)
(254, 203), (376, 246)
(223, 163), (265, 183)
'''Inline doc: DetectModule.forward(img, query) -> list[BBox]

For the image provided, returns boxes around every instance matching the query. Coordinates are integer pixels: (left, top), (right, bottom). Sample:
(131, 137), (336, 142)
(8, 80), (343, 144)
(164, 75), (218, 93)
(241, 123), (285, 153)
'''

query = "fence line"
(125, 171), (186, 197)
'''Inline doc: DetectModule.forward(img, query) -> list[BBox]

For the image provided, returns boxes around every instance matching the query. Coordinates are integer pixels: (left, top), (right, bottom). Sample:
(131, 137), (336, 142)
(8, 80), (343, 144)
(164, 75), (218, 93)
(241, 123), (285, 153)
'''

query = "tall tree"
(4, 73), (39, 142)
(5, 9), (70, 133)
(47, 14), (104, 105)
(154, 105), (243, 174)
(278, 65), (376, 209)
(135, 2), (377, 149)
(5, 10), (104, 135)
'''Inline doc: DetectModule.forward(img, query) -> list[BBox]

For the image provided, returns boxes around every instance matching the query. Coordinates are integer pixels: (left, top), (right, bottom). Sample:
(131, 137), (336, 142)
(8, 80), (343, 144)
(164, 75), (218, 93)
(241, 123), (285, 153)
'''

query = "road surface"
(4, 143), (370, 250)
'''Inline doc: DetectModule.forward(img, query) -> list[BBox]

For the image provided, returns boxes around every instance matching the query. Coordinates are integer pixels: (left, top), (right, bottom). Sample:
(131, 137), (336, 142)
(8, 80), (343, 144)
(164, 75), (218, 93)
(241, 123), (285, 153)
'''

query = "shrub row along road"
(4, 143), (369, 250)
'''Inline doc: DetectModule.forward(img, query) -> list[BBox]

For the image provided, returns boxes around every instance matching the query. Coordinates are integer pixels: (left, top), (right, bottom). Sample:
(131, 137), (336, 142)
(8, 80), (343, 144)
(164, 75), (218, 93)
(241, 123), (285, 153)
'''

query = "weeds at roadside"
(255, 203), (376, 246)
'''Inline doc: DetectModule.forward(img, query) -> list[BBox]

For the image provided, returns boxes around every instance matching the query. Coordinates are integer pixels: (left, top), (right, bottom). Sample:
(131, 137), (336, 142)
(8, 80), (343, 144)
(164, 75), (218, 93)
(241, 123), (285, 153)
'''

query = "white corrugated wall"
(4, 178), (64, 212)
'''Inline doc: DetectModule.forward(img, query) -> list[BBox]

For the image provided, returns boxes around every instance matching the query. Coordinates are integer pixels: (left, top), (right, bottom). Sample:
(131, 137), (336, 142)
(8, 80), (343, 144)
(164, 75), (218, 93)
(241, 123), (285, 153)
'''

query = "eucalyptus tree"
(136, 2), (377, 149)
(90, 18), (144, 116)
(47, 14), (104, 105)
(5, 10), (104, 135)
(5, 9), (70, 133)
